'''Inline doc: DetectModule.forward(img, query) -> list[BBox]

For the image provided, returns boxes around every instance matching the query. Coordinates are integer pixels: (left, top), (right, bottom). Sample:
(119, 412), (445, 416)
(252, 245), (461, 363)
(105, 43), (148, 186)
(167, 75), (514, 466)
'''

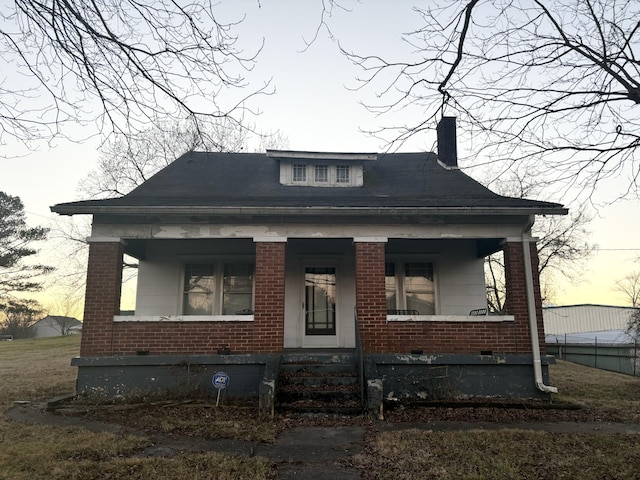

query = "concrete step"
(278, 384), (359, 401)
(276, 351), (363, 415)
(277, 399), (363, 415)
(281, 374), (358, 387)
(280, 363), (358, 375)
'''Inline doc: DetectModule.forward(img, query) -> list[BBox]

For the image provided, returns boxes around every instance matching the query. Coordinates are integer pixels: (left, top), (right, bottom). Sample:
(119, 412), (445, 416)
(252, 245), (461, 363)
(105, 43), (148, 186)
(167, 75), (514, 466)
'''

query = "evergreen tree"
(0, 192), (52, 305)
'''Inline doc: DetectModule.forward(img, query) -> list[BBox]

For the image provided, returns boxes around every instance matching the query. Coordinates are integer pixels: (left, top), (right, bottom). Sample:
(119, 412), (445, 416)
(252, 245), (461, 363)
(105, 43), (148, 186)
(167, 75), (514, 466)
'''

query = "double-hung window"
(222, 263), (254, 314)
(183, 264), (216, 315)
(314, 164), (328, 183)
(336, 165), (350, 183)
(293, 164), (307, 182)
(183, 262), (254, 315)
(385, 261), (435, 315)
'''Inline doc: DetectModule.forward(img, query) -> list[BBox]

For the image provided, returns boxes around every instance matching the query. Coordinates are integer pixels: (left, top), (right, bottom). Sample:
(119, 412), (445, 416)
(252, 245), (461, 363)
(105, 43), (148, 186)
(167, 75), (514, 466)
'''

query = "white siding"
(133, 238), (488, 330)
(135, 260), (181, 315)
(283, 240), (356, 348)
(437, 245), (487, 315)
(134, 240), (255, 316)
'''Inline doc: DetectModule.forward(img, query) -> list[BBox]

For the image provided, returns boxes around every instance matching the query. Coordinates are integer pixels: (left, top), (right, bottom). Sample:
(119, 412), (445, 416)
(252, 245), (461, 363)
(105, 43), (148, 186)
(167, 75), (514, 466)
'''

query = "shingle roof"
(51, 151), (566, 214)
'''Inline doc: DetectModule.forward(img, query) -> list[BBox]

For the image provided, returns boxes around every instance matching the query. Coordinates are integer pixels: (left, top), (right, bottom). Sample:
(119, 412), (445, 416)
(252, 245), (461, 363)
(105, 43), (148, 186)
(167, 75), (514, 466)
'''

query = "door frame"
(300, 258), (340, 348)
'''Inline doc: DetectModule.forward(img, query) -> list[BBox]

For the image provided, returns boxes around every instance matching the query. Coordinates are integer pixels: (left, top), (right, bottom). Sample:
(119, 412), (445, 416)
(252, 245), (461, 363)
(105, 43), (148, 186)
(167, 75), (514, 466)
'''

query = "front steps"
(276, 351), (363, 415)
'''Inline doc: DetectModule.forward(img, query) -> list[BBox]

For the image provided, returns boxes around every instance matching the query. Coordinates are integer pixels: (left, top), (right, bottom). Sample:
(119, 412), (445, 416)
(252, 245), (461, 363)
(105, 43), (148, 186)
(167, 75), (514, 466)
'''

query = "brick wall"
(504, 240), (546, 355)
(387, 321), (521, 354)
(81, 238), (544, 358)
(253, 241), (286, 352)
(109, 321), (255, 355)
(356, 238), (545, 355)
(81, 241), (124, 356)
(81, 240), (287, 357)
(355, 242), (388, 353)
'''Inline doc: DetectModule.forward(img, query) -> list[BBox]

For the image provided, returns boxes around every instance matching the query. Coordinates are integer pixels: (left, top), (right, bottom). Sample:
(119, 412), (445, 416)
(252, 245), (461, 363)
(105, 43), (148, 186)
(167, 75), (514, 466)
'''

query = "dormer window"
(268, 150), (376, 188)
(315, 164), (328, 182)
(336, 165), (350, 183)
(293, 164), (307, 182)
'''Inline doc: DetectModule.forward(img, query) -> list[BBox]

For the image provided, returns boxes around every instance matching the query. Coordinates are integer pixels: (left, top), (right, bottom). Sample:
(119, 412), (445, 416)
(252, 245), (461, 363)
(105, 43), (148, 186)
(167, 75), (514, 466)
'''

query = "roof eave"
(51, 205), (569, 217)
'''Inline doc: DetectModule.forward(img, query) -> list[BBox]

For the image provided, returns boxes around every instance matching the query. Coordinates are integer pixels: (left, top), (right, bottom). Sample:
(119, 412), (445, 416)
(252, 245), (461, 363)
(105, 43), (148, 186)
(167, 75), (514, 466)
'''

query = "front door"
(303, 266), (338, 347)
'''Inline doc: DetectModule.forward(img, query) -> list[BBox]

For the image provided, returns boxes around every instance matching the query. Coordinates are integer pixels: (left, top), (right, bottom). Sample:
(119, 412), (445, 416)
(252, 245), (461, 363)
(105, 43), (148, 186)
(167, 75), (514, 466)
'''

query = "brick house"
(52, 118), (566, 410)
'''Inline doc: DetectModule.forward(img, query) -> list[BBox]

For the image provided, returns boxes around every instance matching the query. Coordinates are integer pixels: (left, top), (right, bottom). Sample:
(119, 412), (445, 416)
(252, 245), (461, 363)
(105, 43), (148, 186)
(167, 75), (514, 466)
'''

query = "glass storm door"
(304, 267), (337, 336)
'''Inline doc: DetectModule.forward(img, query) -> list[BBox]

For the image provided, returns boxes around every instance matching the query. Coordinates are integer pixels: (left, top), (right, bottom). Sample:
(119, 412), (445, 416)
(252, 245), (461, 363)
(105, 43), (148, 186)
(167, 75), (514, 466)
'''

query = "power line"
(595, 248), (640, 252)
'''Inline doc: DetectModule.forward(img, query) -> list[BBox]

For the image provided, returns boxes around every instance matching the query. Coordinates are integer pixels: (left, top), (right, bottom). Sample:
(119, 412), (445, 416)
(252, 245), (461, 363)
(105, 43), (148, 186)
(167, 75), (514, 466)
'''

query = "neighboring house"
(51, 118), (567, 409)
(31, 316), (82, 338)
(544, 304), (638, 344)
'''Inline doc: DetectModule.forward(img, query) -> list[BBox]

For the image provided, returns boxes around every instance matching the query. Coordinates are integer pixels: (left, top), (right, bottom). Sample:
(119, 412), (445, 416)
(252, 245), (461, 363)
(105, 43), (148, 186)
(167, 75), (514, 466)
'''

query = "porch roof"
(51, 151), (566, 216)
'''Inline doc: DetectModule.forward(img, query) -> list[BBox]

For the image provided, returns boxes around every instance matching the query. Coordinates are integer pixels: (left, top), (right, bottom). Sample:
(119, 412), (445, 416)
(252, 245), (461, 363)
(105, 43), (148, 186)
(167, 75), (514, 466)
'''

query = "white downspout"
(521, 235), (558, 394)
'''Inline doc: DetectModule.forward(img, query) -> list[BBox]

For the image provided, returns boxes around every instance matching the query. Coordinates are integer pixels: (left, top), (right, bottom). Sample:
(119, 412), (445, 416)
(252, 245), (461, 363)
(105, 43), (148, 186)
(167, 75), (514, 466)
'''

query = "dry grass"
(353, 361), (640, 480)
(551, 360), (640, 422)
(0, 336), (274, 480)
(3, 337), (640, 480)
(70, 402), (278, 443)
(0, 335), (80, 407)
(353, 429), (640, 480)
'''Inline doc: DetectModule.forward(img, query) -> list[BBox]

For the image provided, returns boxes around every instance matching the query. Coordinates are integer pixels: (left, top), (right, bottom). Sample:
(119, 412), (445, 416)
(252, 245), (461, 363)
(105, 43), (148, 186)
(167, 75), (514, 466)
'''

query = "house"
(51, 118), (567, 411)
(30, 315), (82, 338)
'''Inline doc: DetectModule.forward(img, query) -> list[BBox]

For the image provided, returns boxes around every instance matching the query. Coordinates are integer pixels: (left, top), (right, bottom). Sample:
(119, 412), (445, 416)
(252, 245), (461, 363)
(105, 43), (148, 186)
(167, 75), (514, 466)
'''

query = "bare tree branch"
(0, 0), (272, 149)
(340, 1), (640, 199)
(616, 270), (640, 308)
(483, 172), (595, 307)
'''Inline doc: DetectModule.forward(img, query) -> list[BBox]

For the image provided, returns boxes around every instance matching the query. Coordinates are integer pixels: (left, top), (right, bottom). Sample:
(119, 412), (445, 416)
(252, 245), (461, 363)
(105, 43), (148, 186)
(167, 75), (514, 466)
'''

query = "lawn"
(1, 336), (640, 479)
(354, 361), (640, 480)
(0, 336), (273, 480)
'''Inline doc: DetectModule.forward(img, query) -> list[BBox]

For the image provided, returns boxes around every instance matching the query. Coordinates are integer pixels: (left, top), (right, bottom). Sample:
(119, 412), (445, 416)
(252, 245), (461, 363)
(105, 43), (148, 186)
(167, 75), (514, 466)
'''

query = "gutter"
(522, 234), (558, 394)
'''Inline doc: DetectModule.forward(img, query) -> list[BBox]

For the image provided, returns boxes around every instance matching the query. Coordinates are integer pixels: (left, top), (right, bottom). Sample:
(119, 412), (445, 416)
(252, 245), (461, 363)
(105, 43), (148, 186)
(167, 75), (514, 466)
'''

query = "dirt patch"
(9, 395), (640, 440)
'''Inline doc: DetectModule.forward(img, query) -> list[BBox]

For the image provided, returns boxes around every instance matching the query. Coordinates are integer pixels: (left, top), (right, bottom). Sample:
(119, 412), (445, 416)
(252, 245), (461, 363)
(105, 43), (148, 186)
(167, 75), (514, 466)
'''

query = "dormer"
(266, 150), (377, 187)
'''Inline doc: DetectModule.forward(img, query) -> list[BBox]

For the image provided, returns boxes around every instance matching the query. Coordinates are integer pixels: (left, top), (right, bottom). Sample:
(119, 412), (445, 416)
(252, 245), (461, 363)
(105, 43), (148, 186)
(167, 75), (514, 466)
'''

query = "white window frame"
(336, 164), (350, 183)
(280, 161), (362, 187)
(183, 262), (217, 315)
(314, 164), (328, 182)
(385, 258), (437, 315)
(181, 258), (255, 316)
(293, 163), (307, 182)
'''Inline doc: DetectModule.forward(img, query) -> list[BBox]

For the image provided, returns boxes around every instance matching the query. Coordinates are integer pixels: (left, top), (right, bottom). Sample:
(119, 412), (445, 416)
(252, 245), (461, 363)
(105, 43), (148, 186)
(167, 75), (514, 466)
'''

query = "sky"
(1, 1), (639, 311)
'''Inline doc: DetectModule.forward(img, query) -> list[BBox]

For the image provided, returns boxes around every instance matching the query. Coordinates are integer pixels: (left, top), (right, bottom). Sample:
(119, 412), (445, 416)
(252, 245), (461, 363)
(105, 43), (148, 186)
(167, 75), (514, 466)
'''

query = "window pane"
(406, 293), (435, 315)
(385, 262), (397, 311)
(223, 263), (254, 314)
(183, 264), (215, 315)
(305, 267), (336, 335)
(404, 262), (435, 315)
(315, 164), (328, 182)
(336, 165), (349, 183)
(293, 164), (307, 182)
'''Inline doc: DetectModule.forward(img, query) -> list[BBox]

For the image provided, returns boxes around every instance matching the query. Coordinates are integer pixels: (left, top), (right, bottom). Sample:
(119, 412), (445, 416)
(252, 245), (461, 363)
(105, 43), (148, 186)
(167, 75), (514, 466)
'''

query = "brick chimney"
(437, 117), (457, 168)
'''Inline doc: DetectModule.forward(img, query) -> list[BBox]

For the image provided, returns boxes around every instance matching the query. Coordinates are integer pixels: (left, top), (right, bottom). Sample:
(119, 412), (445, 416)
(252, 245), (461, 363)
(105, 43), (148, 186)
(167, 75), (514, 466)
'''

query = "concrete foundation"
(71, 353), (555, 407)
(71, 354), (278, 401)
(368, 353), (555, 401)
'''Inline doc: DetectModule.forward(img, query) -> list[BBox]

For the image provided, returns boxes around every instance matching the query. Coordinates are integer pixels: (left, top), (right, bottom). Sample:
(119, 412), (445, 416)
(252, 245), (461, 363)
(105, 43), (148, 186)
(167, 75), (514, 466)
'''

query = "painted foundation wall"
(72, 354), (273, 400)
(370, 354), (554, 400)
(71, 354), (553, 402)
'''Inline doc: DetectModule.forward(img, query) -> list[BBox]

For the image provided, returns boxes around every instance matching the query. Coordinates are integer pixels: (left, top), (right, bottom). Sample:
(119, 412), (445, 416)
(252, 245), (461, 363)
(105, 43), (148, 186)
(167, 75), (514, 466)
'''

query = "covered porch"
(79, 233), (543, 359)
